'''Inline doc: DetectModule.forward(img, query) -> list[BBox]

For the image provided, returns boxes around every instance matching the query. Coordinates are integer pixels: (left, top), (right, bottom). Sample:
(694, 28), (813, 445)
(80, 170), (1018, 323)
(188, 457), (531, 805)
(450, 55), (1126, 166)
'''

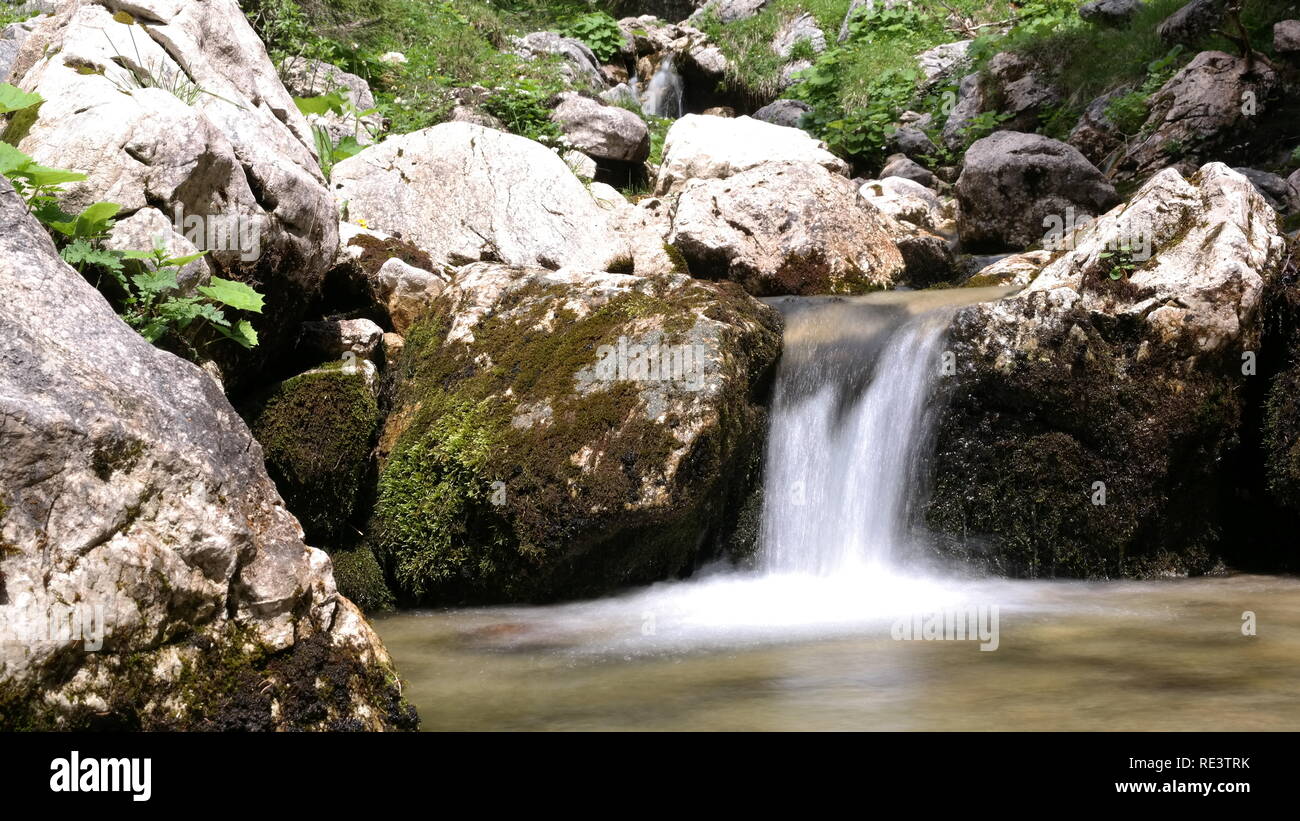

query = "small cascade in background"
(640, 54), (685, 119)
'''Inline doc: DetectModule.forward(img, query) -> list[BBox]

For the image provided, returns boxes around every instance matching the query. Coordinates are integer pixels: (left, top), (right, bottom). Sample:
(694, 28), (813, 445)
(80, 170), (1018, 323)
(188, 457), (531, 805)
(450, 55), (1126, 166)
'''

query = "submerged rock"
(0, 180), (413, 731)
(371, 263), (781, 602)
(926, 164), (1286, 578)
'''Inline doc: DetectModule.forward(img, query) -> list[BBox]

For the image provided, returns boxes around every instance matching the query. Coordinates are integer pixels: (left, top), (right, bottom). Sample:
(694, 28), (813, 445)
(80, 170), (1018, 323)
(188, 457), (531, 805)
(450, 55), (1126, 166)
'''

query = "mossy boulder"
(249, 366), (380, 543)
(332, 547), (396, 613)
(923, 164), (1286, 577)
(371, 262), (782, 602)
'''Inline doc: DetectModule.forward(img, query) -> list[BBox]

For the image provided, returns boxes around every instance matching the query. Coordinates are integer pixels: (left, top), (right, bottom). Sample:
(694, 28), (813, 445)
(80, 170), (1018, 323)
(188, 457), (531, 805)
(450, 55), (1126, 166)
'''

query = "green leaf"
(162, 250), (208, 269)
(214, 319), (259, 349)
(132, 267), (180, 295)
(197, 276), (264, 313)
(294, 90), (347, 116)
(0, 141), (33, 175)
(331, 135), (364, 162)
(48, 200), (120, 238)
(0, 83), (42, 115)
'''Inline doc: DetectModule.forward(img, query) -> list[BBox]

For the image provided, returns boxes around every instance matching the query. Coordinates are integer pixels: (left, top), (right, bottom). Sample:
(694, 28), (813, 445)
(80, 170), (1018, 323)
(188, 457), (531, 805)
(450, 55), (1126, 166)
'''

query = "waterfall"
(640, 55), (685, 119)
(757, 292), (996, 577)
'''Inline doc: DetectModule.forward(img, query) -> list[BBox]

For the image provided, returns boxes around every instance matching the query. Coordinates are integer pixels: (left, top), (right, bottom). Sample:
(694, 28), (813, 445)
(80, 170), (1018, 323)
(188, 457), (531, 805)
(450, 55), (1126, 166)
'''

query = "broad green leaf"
(162, 250), (208, 268)
(332, 135), (364, 162)
(132, 267), (179, 295)
(0, 141), (32, 175)
(0, 83), (42, 115)
(294, 91), (347, 116)
(198, 277), (264, 313)
(49, 201), (120, 238)
(223, 319), (259, 349)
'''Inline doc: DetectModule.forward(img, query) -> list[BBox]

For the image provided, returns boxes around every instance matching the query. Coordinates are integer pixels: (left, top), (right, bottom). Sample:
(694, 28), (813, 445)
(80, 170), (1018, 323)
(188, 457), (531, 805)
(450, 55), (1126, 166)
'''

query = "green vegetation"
(240, 0), (578, 134)
(0, 82), (264, 355)
(563, 10), (624, 62)
(249, 367), (381, 541)
(372, 277), (780, 602)
(332, 547), (396, 612)
(293, 89), (379, 176)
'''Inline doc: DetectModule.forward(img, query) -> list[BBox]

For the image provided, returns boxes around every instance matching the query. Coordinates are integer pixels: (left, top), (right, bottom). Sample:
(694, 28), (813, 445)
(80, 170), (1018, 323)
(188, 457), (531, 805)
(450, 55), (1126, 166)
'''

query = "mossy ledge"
(0, 621), (418, 731)
(369, 265), (782, 603)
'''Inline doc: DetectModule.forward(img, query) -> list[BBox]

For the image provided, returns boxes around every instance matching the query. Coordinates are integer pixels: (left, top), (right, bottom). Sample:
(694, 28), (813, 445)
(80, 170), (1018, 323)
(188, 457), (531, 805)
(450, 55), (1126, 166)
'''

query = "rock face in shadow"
(925, 164), (1286, 578)
(0, 180), (414, 731)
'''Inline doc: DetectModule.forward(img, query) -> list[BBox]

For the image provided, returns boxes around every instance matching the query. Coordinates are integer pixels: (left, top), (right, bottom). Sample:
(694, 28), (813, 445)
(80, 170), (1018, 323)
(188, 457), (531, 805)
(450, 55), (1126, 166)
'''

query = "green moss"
(372, 272), (781, 602)
(332, 546), (397, 612)
(346, 233), (438, 279)
(249, 367), (380, 542)
(0, 622), (417, 731)
(924, 298), (1245, 578)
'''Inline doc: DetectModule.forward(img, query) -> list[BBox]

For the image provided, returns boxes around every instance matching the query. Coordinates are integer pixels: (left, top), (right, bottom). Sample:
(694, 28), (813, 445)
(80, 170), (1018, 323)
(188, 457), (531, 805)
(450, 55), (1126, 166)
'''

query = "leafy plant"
(1100, 244), (1139, 280)
(1103, 46), (1185, 136)
(294, 89), (379, 176)
(0, 81), (263, 354)
(80, 240), (262, 349)
(483, 77), (560, 143)
(0, 141), (88, 221)
(562, 11), (623, 64)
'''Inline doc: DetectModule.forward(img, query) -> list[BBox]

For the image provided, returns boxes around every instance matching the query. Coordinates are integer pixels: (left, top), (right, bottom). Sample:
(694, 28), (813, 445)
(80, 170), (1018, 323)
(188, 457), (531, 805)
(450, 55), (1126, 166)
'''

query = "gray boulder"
(1157, 0), (1226, 46)
(331, 122), (627, 272)
(1117, 51), (1280, 178)
(928, 164), (1285, 578)
(1233, 167), (1291, 211)
(956, 131), (1120, 250)
(0, 179), (413, 730)
(752, 99), (813, 128)
(773, 13), (825, 59)
(512, 31), (604, 88)
(986, 51), (1060, 132)
(942, 72), (985, 150)
(551, 92), (651, 163)
(880, 153), (937, 188)
(10, 0), (339, 385)
(1275, 20), (1300, 53)
(1079, 0), (1144, 26)
(668, 161), (906, 295)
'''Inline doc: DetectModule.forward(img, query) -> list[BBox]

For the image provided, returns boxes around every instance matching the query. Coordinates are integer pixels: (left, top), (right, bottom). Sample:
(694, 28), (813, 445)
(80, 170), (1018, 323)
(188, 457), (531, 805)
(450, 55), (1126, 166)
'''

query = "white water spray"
(641, 56), (685, 119)
(758, 298), (958, 576)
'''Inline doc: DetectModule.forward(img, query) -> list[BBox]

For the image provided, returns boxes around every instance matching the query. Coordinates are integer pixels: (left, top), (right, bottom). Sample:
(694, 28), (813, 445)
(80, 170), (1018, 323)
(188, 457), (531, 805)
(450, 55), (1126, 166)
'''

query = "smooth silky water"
(375, 288), (1300, 731)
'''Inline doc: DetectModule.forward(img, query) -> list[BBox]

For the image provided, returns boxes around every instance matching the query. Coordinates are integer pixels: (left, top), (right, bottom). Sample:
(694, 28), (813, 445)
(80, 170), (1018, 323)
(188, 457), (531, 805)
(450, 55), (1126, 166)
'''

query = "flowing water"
(375, 288), (1300, 731)
(640, 56), (685, 119)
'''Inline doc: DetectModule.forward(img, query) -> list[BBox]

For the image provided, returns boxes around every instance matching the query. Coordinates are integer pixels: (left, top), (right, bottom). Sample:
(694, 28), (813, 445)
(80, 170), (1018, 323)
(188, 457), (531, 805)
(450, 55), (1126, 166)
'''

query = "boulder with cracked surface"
(331, 122), (627, 272)
(668, 162), (906, 295)
(956, 131), (1120, 251)
(371, 263), (782, 602)
(925, 164), (1286, 579)
(0, 179), (414, 731)
(8, 0), (338, 387)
